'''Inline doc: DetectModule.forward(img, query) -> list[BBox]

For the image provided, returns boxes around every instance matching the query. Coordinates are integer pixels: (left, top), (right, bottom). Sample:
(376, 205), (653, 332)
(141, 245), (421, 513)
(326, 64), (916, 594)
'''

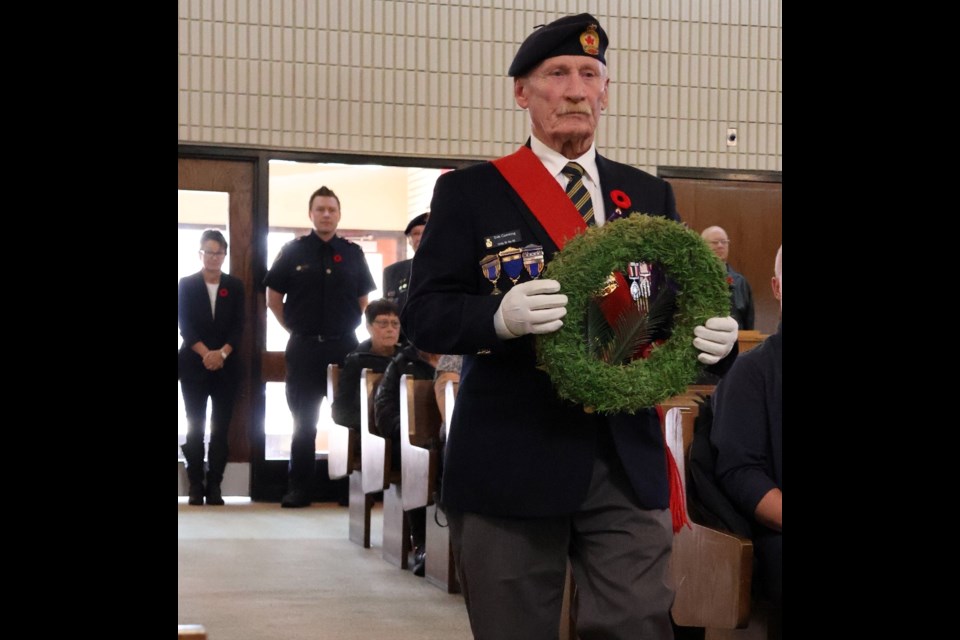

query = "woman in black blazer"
(178, 229), (245, 505)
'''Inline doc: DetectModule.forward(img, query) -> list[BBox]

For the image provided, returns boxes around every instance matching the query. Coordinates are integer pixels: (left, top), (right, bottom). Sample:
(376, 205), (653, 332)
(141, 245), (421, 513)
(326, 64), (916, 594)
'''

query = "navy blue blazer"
(403, 153), (712, 518)
(178, 271), (245, 382)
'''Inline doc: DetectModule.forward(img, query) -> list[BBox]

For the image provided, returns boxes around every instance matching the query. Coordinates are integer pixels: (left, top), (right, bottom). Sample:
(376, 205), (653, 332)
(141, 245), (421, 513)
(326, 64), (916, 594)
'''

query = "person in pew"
(701, 225), (755, 331)
(711, 245), (782, 607)
(401, 13), (739, 639)
(264, 186), (377, 508)
(332, 299), (402, 431)
(374, 342), (440, 577)
(178, 229), (245, 506)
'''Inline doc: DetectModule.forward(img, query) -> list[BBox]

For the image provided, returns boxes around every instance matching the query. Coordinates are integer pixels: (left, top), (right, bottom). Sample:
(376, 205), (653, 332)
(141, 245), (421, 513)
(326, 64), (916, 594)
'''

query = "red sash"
(491, 146), (634, 329)
(492, 146), (587, 250)
(493, 146), (689, 533)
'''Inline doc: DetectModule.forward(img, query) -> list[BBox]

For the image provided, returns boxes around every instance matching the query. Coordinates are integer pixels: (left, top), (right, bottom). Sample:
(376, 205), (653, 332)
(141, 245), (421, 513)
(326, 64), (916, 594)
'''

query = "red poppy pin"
(333, 254), (343, 263)
(726, 276), (734, 286)
(609, 190), (632, 220)
(219, 288), (229, 297)
(610, 190), (631, 209)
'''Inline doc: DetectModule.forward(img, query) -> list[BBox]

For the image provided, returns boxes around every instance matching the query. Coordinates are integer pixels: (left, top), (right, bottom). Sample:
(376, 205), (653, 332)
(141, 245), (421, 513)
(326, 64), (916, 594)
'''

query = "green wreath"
(536, 214), (729, 414)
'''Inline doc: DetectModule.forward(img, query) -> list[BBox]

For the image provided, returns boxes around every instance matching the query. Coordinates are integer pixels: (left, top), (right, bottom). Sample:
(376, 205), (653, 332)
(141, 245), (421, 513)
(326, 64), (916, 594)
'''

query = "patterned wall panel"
(178, 0), (781, 173)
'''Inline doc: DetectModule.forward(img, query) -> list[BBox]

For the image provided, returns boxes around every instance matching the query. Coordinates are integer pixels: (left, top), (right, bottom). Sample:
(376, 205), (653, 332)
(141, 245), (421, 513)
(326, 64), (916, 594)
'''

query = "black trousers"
(180, 369), (238, 485)
(754, 530), (782, 606)
(284, 334), (357, 489)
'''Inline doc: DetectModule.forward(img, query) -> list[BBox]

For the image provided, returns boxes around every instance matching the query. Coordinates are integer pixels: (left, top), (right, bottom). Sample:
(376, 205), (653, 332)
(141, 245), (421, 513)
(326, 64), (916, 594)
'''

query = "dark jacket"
(727, 264), (755, 331)
(332, 339), (395, 430)
(374, 343), (436, 442)
(383, 258), (413, 312)
(178, 271), (245, 381)
(711, 323), (782, 520)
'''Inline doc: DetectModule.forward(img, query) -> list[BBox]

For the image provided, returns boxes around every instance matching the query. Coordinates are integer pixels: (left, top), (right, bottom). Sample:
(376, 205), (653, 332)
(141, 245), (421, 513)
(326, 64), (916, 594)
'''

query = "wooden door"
(663, 172), (782, 335)
(178, 158), (257, 463)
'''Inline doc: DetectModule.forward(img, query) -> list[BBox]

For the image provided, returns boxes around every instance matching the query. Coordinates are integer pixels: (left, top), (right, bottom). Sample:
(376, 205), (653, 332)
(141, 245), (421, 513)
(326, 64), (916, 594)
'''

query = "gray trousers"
(448, 445), (674, 640)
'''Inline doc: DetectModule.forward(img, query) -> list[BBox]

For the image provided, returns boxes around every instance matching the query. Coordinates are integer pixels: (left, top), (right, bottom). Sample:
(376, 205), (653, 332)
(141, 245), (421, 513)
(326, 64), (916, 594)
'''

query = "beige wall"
(177, 0), (782, 174)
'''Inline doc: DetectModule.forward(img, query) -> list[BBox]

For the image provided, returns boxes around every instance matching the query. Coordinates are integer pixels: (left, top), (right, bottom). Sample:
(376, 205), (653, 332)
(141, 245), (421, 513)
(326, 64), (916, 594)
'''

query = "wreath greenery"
(536, 214), (729, 414)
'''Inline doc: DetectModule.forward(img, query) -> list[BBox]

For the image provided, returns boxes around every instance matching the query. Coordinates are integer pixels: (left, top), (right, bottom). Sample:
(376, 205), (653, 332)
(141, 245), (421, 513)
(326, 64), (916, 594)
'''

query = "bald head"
(701, 226), (730, 261)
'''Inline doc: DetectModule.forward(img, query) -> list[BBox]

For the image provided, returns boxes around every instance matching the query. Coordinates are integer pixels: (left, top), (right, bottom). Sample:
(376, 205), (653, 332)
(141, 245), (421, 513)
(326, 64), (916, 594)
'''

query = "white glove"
(493, 279), (568, 339)
(693, 316), (739, 365)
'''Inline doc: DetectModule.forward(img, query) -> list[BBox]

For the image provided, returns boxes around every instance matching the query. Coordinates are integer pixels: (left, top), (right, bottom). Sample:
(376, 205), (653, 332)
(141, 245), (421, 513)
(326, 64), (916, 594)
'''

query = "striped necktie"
(561, 162), (595, 226)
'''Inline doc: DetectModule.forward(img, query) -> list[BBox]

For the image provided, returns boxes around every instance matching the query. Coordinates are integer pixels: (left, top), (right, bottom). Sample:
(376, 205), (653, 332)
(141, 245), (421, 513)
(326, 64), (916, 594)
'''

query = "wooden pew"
(326, 364), (346, 478)
(664, 401), (755, 634)
(359, 368), (409, 568)
(399, 374), (442, 511)
(327, 364), (375, 548)
(659, 384), (716, 453)
(400, 376), (460, 593)
(737, 330), (766, 354)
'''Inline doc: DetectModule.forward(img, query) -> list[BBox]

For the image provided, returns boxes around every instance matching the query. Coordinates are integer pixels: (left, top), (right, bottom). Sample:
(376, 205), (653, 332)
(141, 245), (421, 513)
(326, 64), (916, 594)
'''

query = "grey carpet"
(178, 499), (472, 639)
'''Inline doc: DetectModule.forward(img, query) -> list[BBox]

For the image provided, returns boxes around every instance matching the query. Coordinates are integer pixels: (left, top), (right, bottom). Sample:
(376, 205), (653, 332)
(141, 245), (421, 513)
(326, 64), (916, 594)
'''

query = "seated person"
(374, 342), (440, 577)
(332, 299), (401, 431)
(701, 225), (755, 330)
(711, 246), (782, 606)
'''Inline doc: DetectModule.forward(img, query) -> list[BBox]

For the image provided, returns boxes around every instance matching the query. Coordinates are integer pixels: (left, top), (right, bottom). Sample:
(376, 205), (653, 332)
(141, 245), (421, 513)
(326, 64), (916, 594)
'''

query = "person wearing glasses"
(265, 186), (377, 508)
(702, 225), (755, 330)
(332, 299), (402, 432)
(178, 229), (245, 506)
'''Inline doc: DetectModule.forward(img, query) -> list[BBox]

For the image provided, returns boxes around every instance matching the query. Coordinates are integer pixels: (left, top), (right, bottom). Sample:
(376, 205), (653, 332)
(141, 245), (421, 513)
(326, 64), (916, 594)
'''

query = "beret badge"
(580, 25), (600, 55)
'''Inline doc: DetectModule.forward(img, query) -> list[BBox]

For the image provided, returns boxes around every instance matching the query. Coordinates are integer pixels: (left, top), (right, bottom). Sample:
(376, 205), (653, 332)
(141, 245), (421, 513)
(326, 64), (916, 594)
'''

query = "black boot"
(412, 547), (426, 577)
(182, 442), (206, 506)
(205, 446), (227, 506)
(205, 481), (224, 506)
(281, 486), (312, 508)
(188, 483), (205, 506)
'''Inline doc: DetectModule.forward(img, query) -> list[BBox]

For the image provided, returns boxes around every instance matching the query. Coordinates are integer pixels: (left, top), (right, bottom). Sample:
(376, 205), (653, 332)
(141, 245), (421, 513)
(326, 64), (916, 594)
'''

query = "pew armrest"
(665, 404), (754, 630)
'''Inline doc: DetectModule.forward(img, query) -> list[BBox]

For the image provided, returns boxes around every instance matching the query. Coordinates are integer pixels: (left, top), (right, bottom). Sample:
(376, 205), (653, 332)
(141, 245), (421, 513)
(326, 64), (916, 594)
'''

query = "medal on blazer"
(522, 244), (544, 279)
(480, 254), (502, 295)
(498, 247), (523, 285)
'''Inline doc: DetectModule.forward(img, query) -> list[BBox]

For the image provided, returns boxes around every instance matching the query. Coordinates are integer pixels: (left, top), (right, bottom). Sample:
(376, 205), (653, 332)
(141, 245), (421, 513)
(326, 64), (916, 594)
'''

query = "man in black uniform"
(265, 186), (376, 508)
(382, 212), (428, 314)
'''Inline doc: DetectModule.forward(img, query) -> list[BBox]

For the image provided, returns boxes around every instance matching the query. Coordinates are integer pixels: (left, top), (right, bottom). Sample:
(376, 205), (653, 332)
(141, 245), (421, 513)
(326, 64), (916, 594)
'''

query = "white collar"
(529, 136), (600, 186)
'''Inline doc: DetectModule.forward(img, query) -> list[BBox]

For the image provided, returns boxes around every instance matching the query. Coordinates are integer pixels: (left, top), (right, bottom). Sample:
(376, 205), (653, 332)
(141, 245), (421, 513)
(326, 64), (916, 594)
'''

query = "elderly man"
(383, 212), (428, 314)
(403, 14), (738, 639)
(702, 225), (755, 330)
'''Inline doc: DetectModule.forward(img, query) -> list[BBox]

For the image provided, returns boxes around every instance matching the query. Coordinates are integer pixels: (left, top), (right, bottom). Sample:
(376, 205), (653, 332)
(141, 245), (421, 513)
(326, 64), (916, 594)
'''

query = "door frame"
(179, 145), (476, 500)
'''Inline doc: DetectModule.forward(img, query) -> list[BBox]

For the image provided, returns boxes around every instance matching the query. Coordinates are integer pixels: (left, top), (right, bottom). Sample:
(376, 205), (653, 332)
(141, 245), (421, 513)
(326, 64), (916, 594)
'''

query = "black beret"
(508, 13), (608, 78)
(404, 213), (429, 235)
